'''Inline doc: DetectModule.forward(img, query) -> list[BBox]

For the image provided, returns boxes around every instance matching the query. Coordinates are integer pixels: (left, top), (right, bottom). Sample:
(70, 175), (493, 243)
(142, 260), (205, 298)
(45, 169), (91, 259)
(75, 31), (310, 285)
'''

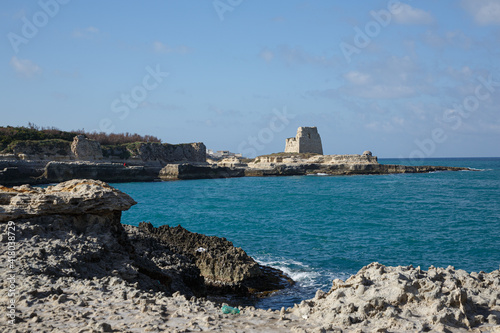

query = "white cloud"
(393, 4), (434, 25)
(153, 41), (191, 54)
(73, 26), (100, 39)
(10, 56), (41, 77)
(462, 0), (500, 25)
(309, 56), (423, 100)
(344, 71), (371, 85)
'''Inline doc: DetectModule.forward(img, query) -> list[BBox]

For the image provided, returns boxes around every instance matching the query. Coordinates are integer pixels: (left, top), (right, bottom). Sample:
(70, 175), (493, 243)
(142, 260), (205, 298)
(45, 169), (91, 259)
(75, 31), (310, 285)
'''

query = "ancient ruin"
(285, 127), (323, 154)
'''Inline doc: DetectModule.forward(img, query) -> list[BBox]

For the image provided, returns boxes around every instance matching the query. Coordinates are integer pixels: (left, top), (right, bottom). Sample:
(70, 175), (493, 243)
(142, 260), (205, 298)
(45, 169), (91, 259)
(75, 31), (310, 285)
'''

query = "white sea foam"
(256, 257), (322, 289)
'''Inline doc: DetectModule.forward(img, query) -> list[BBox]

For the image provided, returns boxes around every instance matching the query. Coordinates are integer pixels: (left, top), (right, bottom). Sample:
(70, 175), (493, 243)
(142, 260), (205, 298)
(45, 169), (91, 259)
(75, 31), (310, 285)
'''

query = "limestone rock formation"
(292, 262), (500, 332)
(0, 179), (136, 222)
(247, 152), (470, 176)
(71, 135), (103, 161)
(285, 127), (323, 154)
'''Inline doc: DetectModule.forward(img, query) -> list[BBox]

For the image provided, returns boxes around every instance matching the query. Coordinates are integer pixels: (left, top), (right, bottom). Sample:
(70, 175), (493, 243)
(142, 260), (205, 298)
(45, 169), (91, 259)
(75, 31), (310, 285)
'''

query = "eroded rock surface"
(291, 262), (500, 332)
(0, 179), (137, 222)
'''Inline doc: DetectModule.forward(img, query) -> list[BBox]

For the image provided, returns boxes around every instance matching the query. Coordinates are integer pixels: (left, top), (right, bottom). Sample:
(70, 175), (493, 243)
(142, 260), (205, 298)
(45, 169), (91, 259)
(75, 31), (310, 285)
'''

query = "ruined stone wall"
(285, 127), (323, 154)
(285, 137), (299, 153)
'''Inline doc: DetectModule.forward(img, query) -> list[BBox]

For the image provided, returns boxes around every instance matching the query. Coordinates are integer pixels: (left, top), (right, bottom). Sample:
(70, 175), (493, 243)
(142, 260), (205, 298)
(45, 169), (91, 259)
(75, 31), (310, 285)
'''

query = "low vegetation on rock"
(0, 124), (161, 153)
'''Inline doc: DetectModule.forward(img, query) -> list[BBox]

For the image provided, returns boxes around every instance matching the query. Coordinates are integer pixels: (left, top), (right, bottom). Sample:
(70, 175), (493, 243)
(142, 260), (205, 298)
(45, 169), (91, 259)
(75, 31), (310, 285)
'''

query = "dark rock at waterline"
(136, 222), (294, 296)
(159, 163), (245, 180)
(42, 161), (160, 183)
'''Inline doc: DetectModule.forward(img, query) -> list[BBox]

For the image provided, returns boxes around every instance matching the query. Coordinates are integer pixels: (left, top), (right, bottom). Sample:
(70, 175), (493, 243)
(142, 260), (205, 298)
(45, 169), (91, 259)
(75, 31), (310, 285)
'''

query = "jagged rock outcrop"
(292, 262), (500, 332)
(0, 179), (166, 292)
(134, 222), (293, 295)
(71, 135), (103, 161)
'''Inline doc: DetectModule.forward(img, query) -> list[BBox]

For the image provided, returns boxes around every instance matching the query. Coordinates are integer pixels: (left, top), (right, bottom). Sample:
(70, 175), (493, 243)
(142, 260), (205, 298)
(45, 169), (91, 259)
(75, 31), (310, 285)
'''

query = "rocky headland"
(242, 151), (469, 177)
(0, 134), (207, 186)
(1, 179), (500, 332)
(0, 128), (472, 185)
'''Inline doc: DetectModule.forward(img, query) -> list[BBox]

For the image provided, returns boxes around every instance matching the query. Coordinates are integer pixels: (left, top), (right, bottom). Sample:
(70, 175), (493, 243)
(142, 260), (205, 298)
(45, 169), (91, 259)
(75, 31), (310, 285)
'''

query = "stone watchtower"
(284, 127), (323, 155)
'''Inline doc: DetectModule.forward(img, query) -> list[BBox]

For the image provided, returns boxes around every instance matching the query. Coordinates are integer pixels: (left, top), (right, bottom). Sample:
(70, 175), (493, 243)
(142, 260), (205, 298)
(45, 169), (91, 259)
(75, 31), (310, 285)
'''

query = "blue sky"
(1, 0), (499, 158)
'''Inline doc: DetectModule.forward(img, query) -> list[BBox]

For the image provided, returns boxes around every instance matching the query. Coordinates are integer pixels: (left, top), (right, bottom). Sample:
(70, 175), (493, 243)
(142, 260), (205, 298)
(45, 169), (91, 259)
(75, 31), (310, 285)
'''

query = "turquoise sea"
(113, 158), (500, 310)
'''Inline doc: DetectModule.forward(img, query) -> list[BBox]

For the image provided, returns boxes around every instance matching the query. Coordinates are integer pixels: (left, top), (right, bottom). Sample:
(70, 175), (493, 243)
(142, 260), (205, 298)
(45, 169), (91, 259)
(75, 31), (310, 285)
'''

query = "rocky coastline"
(0, 152), (471, 186)
(0, 133), (474, 185)
(1, 179), (500, 332)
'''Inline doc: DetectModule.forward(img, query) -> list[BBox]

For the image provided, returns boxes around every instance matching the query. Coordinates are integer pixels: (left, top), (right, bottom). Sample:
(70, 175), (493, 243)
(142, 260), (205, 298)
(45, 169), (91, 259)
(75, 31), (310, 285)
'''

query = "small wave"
(307, 173), (329, 176)
(281, 267), (320, 288)
(461, 168), (490, 171)
(256, 257), (322, 289)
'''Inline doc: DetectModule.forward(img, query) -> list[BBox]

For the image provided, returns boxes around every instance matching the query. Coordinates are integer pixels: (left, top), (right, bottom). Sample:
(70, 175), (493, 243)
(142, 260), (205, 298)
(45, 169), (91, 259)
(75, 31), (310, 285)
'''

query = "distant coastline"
(0, 126), (474, 186)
